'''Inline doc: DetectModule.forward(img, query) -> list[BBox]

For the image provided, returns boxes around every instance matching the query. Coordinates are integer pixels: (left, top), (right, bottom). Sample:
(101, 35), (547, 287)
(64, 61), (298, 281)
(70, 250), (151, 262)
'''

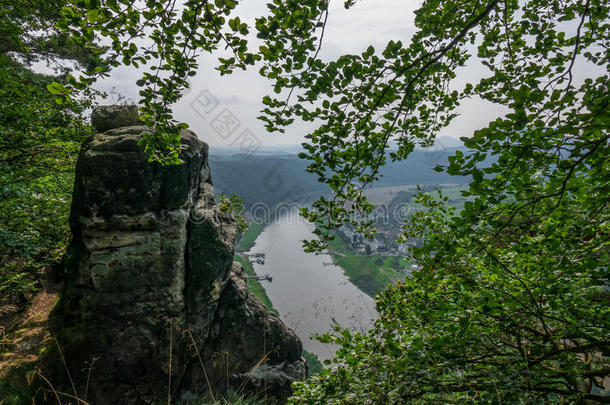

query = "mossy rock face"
(181, 263), (306, 403)
(52, 106), (304, 404)
(69, 125), (207, 219)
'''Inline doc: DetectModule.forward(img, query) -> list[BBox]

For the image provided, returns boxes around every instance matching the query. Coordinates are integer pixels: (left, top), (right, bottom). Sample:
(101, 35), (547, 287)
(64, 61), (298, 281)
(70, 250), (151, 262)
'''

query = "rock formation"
(55, 105), (305, 404)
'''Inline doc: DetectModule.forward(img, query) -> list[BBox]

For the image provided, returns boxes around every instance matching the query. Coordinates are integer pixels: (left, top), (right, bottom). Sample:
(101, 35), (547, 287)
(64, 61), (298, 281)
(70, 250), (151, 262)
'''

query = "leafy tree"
(218, 193), (249, 233)
(53, 0), (259, 163)
(253, 0), (609, 402)
(51, 0), (609, 402)
(0, 0), (101, 68)
(0, 0), (98, 294)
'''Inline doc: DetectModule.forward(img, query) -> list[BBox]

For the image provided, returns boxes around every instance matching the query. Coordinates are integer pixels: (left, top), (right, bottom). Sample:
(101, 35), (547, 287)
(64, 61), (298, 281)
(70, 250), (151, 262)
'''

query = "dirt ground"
(0, 280), (60, 387)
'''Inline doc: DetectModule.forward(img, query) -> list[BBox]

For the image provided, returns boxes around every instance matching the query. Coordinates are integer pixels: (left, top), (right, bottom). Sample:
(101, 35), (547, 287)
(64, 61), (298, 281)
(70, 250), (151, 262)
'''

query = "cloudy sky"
(95, 0), (509, 147)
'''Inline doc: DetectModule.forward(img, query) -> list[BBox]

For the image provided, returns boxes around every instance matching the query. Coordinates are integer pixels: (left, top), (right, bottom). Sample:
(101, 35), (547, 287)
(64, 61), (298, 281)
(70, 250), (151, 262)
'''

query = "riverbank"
(327, 232), (410, 298)
(235, 253), (277, 315)
(235, 252), (323, 376)
(242, 217), (405, 299)
(236, 221), (266, 251)
(234, 221), (278, 314)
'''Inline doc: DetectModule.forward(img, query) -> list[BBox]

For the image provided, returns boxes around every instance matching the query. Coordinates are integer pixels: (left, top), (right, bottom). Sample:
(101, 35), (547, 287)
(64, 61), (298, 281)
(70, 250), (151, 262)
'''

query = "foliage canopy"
(0, 0), (97, 294)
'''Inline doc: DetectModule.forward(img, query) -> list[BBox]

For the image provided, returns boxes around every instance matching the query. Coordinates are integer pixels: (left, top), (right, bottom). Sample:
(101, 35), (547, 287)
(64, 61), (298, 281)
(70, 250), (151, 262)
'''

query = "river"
(247, 211), (377, 361)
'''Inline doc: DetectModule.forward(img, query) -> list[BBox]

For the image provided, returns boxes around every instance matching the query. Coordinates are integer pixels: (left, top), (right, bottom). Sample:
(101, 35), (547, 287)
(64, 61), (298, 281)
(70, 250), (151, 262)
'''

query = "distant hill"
(211, 136), (465, 157)
(209, 145), (471, 209)
(210, 144), (305, 156)
(209, 154), (327, 209)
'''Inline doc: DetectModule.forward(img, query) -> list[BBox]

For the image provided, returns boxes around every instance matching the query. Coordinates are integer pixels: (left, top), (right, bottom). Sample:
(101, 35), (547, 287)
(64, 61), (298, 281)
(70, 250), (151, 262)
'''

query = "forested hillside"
(209, 147), (470, 209)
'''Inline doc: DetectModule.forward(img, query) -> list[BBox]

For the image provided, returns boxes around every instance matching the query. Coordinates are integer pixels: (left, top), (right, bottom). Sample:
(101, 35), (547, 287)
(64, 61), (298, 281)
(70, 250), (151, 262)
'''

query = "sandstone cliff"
(54, 106), (305, 404)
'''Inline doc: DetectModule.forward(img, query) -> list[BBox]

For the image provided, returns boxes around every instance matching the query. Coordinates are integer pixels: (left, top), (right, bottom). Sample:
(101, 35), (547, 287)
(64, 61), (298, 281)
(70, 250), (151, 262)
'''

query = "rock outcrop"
(90, 104), (142, 132)
(55, 105), (305, 404)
